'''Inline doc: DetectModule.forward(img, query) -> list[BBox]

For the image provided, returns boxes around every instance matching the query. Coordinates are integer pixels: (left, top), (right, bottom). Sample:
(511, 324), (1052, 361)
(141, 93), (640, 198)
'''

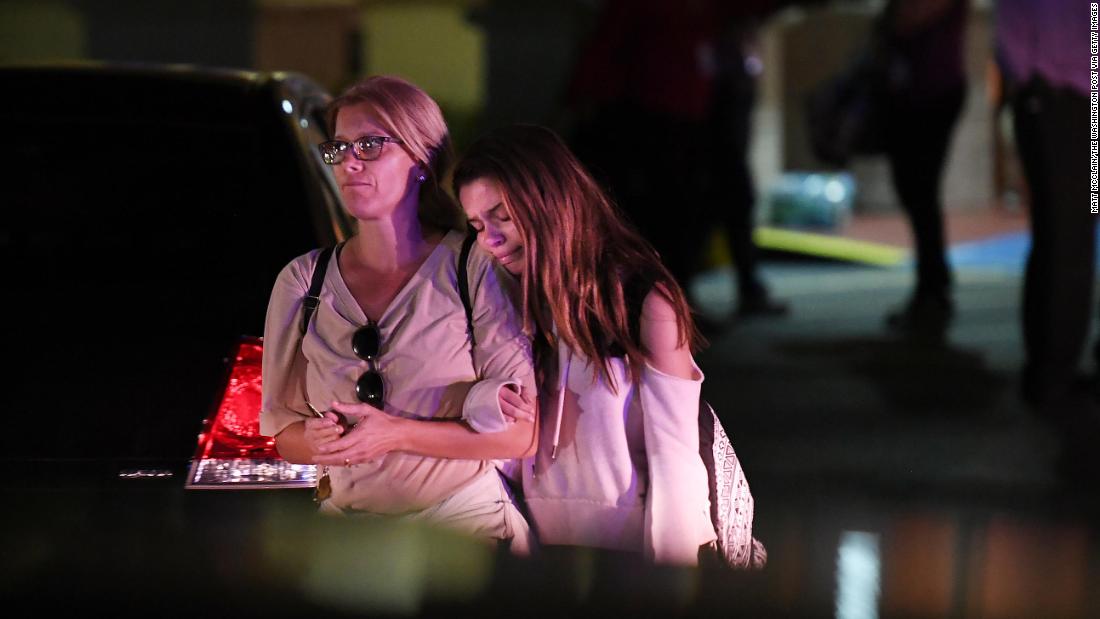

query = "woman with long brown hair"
(452, 124), (718, 564)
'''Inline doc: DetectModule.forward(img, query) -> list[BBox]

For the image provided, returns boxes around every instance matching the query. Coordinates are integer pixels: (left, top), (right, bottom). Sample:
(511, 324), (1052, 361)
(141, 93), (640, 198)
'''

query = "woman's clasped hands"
(309, 402), (405, 466)
(308, 384), (536, 466)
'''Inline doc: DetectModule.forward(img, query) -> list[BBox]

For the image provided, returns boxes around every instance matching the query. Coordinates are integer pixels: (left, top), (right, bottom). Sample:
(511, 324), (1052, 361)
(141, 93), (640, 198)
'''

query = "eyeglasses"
(318, 135), (404, 165)
(352, 322), (385, 409)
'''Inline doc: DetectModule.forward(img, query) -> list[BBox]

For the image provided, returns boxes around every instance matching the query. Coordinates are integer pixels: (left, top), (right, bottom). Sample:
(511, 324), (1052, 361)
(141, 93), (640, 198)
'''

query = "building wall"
(78, 0), (253, 69)
(360, 1), (486, 147)
(255, 2), (362, 93)
(0, 1), (86, 63)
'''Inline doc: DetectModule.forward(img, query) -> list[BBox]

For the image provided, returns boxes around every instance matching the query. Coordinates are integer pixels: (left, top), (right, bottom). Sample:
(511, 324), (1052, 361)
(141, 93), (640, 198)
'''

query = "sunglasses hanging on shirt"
(352, 321), (384, 409)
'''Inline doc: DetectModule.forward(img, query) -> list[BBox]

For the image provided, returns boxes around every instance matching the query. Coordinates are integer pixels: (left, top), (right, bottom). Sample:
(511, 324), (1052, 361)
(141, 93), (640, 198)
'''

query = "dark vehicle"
(0, 64), (361, 613)
(0, 64), (347, 488)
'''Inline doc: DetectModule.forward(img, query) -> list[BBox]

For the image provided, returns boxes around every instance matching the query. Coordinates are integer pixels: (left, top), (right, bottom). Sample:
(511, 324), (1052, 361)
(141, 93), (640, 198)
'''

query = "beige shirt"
(260, 231), (535, 514)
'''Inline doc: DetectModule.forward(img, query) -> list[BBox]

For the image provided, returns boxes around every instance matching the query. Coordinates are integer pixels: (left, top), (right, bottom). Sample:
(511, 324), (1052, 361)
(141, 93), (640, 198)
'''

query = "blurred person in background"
(454, 125), (720, 565)
(260, 76), (539, 549)
(707, 15), (791, 320)
(996, 0), (1098, 479)
(565, 0), (791, 328)
(879, 0), (969, 337)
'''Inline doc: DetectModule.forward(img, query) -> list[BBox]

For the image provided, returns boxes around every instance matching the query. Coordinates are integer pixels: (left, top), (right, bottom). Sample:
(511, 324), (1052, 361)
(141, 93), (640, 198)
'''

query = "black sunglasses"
(353, 322), (384, 408)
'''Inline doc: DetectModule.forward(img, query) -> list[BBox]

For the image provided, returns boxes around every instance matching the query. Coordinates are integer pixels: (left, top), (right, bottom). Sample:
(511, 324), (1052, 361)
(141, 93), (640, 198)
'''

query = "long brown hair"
(453, 124), (704, 390)
(327, 75), (463, 231)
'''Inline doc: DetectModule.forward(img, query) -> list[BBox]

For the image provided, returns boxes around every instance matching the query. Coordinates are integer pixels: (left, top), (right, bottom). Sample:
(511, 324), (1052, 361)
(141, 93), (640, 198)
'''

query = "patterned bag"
(698, 400), (767, 569)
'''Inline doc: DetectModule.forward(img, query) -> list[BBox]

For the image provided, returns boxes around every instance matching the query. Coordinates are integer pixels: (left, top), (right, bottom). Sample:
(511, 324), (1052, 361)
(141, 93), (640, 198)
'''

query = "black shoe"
(885, 294), (953, 337)
(1023, 379), (1100, 431)
(1051, 403), (1100, 485)
(736, 292), (789, 319)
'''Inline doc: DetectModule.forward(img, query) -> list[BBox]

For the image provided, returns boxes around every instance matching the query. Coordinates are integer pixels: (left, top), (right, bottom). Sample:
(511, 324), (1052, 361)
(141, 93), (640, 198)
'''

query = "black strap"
(300, 245), (336, 335)
(300, 238), (471, 340)
(457, 230), (477, 347)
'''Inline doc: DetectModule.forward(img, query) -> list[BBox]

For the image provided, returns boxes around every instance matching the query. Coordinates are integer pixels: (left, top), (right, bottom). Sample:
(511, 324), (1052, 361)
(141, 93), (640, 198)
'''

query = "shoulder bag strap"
(300, 245), (337, 336)
(457, 229), (477, 347)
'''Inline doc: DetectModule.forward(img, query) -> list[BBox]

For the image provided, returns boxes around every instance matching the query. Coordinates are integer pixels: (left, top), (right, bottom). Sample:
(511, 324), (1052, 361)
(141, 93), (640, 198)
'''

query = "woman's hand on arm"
(403, 405), (538, 460)
(498, 383), (536, 423)
(312, 398), (538, 465)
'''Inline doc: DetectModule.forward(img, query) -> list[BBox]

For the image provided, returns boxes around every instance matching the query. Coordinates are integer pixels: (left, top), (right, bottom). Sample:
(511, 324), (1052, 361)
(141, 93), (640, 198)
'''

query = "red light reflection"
(193, 337), (280, 460)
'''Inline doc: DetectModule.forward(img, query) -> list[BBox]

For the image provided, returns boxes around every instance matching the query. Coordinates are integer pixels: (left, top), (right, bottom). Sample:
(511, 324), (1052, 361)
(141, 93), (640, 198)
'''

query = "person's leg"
(1014, 81), (1095, 407)
(884, 87), (966, 334)
(726, 144), (762, 299)
(655, 117), (710, 294)
(584, 106), (690, 291)
(410, 468), (536, 555)
(1014, 80), (1100, 483)
(712, 72), (786, 317)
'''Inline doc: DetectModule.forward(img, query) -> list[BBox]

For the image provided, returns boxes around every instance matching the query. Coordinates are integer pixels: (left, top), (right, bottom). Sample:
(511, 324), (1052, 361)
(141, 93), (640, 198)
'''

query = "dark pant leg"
(711, 74), (765, 298)
(725, 158), (764, 298)
(639, 115), (708, 293)
(587, 106), (705, 293)
(885, 87), (966, 298)
(1013, 81), (1095, 400)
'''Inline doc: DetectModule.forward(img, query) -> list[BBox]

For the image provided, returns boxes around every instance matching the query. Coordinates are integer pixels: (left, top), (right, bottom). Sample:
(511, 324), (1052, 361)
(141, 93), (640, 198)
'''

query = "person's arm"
(313, 396), (537, 465)
(273, 422), (312, 463)
(637, 288), (716, 565)
(273, 415), (345, 463)
(459, 248), (539, 433)
(312, 245), (539, 465)
(640, 287), (701, 381)
(259, 251), (343, 464)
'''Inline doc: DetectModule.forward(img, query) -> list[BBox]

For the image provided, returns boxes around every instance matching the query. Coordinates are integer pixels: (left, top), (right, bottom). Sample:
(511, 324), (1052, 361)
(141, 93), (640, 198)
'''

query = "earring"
(416, 173), (427, 183)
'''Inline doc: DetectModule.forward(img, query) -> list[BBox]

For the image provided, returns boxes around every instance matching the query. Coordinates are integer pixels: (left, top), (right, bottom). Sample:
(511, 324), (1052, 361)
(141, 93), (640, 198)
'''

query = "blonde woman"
(260, 77), (537, 550)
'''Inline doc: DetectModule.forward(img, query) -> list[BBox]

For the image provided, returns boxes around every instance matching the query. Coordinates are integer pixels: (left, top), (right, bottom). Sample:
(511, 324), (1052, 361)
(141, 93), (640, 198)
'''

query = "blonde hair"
(327, 75), (462, 231)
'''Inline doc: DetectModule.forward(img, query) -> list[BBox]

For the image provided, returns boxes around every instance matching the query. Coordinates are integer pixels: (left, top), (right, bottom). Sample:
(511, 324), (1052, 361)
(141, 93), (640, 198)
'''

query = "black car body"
(0, 64), (369, 612)
(0, 64), (348, 485)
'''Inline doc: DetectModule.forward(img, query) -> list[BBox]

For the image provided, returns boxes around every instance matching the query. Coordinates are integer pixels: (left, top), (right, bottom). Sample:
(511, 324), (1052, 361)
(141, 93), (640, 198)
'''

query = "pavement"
(689, 258), (1100, 619)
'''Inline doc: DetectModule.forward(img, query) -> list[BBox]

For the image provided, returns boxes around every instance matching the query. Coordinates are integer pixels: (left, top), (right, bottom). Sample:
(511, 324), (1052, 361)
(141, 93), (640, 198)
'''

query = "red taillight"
(198, 337), (271, 459)
(186, 336), (318, 489)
